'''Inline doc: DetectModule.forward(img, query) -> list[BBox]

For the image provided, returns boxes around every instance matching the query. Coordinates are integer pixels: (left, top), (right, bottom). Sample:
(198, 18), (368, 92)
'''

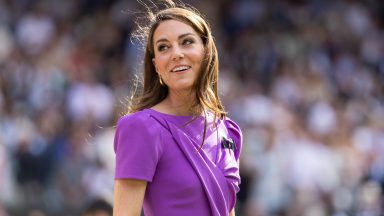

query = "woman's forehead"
(153, 19), (199, 41)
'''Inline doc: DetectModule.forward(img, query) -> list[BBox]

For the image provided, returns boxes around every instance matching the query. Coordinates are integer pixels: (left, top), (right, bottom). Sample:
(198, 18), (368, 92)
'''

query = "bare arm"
(229, 208), (235, 216)
(113, 179), (147, 216)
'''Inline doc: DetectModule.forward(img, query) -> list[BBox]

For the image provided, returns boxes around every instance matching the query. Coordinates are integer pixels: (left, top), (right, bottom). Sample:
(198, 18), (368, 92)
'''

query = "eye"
(157, 44), (169, 52)
(182, 38), (194, 45)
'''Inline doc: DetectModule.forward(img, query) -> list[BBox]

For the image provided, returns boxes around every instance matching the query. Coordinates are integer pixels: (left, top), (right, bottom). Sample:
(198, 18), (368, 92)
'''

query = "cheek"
(154, 56), (169, 69)
(197, 46), (205, 60)
(194, 49), (205, 65)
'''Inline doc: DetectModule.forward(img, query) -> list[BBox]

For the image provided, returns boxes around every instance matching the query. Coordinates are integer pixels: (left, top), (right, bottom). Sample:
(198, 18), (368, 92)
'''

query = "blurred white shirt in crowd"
(67, 82), (115, 124)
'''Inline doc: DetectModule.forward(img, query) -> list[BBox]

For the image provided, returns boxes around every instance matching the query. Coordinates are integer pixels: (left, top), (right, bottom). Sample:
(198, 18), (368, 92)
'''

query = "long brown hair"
(128, 0), (226, 121)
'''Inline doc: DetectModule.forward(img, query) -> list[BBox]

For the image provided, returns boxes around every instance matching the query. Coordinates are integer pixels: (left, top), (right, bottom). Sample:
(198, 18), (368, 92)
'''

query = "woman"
(113, 1), (242, 215)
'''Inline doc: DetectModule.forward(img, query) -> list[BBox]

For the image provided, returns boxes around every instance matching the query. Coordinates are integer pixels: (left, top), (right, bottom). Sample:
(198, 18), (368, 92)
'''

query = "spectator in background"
(81, 199), (112, 216)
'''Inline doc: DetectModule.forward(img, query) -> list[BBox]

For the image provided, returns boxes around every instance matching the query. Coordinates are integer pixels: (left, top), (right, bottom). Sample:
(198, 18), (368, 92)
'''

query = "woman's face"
(152, 19), (205, 92)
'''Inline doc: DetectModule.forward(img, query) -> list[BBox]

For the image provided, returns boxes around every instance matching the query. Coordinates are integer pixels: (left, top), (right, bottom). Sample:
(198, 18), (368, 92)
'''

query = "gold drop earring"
(159, 74), (164, 85)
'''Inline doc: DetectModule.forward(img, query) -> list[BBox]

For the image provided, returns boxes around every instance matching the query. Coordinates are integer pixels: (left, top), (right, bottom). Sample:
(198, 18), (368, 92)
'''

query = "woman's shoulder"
(116, 109), (157, 129)
(223, 117), (242, 137)
(222, 116), (243, 158)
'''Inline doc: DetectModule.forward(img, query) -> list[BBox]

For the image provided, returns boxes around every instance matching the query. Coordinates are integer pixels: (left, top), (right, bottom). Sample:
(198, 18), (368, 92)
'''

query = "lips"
(171, 65), (191, 72)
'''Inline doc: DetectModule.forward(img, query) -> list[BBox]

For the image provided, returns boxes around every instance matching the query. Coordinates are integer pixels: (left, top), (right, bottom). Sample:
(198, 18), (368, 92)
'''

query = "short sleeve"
(224, 118), (243, 161)
(114, 112), (163, 181)
(221, 117), (243, 202)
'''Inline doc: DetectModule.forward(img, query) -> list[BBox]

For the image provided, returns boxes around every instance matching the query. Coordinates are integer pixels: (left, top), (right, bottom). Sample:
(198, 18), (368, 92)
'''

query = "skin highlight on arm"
(113, 179), (147, 216)
(229, 208), (235, 216)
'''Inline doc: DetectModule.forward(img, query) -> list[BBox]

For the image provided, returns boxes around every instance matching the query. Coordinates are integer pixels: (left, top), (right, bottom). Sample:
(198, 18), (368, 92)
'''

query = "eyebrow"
(155, 33), (196, 45)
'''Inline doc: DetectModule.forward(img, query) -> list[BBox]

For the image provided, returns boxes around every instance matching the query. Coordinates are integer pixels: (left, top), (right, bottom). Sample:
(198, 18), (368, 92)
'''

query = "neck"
(162, 89), (201, 116)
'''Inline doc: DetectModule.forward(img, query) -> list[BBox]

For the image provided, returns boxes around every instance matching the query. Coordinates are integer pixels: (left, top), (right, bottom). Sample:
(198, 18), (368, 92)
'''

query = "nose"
(171, 46), (184, 61)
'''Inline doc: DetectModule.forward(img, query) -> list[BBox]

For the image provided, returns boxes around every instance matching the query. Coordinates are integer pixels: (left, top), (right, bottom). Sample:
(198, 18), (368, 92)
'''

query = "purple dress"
(114, 108), (242, 216)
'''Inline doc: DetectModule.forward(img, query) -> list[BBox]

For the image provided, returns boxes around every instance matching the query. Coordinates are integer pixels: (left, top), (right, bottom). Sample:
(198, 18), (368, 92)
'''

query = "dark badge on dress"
(221, 137), (236, 151)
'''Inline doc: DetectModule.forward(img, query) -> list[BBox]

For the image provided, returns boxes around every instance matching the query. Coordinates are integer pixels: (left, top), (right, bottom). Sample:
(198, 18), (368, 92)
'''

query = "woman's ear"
(152, 58), (158, 74)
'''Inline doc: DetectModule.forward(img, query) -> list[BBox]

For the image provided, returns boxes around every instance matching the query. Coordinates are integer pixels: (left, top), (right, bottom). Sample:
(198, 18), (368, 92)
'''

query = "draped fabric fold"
(150, 114), (236, 216)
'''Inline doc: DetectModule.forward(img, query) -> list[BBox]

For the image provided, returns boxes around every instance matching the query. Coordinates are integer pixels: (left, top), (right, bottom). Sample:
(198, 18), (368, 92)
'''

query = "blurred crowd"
(0, 0), (383, 215)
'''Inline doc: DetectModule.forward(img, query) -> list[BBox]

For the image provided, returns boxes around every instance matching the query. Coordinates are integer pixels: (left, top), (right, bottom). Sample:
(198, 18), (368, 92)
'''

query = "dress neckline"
(146, 108), (205, 118)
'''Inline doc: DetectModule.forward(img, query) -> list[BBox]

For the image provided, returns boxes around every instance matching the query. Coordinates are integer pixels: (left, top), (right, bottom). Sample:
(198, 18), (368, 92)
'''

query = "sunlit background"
(0, 0), (383, 215)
